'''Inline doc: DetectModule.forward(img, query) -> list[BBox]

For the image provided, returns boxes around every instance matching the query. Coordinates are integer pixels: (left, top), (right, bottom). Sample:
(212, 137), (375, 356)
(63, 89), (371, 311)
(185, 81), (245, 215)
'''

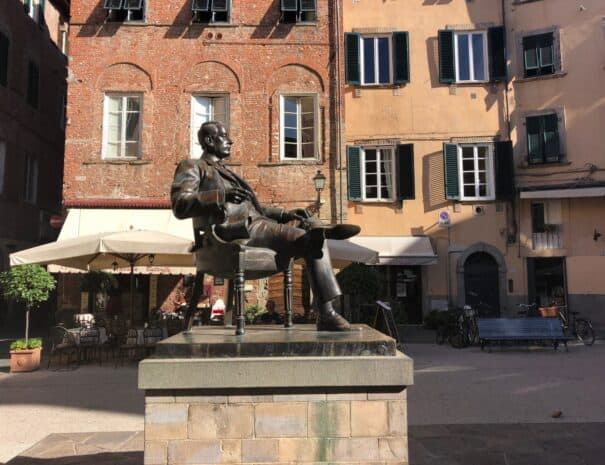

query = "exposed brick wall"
(64, 0), (337, 218)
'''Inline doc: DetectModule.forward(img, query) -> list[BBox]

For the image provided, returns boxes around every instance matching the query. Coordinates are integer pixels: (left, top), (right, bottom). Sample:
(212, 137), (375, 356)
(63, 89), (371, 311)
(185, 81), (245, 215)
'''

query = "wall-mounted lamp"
(112, 261), (119, 271)
(593, 229), (601, 242)
(148, 254), (155, 265)
(312, 170), (326, 215)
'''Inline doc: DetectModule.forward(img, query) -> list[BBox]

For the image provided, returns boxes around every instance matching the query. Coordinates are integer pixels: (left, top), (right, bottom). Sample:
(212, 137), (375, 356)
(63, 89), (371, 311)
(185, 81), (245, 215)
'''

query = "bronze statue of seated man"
(171, 121), (360, 331)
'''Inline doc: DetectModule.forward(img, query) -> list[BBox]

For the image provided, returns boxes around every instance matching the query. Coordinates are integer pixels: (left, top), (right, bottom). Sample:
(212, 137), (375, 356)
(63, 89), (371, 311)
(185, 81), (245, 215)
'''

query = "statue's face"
(211, 124), (232, 159)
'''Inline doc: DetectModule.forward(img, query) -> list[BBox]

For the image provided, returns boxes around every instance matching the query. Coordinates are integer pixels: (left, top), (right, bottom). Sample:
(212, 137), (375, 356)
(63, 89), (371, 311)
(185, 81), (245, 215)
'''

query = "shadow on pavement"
(4, 451), (142, 465)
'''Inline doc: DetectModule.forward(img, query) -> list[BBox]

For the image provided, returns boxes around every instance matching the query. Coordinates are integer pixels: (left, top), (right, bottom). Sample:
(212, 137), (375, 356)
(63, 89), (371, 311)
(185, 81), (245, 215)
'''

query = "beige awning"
(349, 236), (437, 266)
(35, 209), (378, 273)
(520, 187), (605, 199)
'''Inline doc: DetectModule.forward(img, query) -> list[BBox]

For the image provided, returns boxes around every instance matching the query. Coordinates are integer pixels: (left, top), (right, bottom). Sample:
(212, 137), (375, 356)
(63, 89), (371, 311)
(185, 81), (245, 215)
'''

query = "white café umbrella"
(10, 230), (194, 321)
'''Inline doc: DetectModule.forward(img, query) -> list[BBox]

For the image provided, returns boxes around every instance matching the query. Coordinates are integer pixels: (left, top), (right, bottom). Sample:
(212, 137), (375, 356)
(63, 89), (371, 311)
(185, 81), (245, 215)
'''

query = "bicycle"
(557, 306), (595, 346)
(516, 302), (537, 317)
(435, 308), (475, 348)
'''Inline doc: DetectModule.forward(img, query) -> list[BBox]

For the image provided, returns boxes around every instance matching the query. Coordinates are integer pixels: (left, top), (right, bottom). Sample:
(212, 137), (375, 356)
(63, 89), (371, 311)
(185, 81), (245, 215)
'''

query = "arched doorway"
(464, 252), (500, 316)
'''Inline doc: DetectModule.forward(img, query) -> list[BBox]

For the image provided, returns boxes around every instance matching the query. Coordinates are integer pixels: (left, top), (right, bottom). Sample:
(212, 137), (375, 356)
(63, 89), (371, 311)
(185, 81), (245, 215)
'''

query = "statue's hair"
(198, 121), (221, 148)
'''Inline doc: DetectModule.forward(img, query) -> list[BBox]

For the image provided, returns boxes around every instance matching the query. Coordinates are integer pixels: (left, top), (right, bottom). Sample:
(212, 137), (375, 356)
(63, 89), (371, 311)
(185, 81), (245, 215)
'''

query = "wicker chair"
(78, 327), (100, 363)
(47, 326), (79, 370)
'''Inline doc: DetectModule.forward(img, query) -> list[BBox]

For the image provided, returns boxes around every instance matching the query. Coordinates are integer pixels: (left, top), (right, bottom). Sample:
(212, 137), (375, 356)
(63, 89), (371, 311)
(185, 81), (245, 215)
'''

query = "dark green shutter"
(543, 113), (560, 162)
(281, 0), (297, 11)
(488, 26), (507, 82)
(38, 0), (46, 25)
(347, 145), (362, 201)
(345, 33), (361, 85)
(531, 203), (546, 233)
(0, 32), (8, 87)
(526, 115), (542, 164)
(392, 31), (410, 85)
(438, 30), (455, 84)
(495, 141), (514, 200)
(443, 143), (459, 200)
(24, 0), (31, 13)
(396, 144), (415, 200)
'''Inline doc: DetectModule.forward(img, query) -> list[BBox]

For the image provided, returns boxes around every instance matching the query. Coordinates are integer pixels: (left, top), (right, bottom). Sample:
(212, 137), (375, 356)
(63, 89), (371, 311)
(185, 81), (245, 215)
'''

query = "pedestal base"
(140, 325), (413, 465)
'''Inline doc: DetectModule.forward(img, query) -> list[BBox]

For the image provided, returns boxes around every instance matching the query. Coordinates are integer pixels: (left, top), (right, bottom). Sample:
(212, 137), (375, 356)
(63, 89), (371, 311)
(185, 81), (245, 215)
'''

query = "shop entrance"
(527, 257), (566, 307)
(464, 252), (500, 316)
(378, 266), (423, 324)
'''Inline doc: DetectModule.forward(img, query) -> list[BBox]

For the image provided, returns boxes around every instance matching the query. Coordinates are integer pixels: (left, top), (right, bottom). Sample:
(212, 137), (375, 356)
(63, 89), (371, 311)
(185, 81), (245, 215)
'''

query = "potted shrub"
(0, 264), (56, 372)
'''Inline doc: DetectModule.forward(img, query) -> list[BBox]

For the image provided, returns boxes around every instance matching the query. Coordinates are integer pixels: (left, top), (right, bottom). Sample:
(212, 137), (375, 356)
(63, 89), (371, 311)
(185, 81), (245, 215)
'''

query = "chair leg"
(235, 251), (246, 336)
(283, 265), (293, 328)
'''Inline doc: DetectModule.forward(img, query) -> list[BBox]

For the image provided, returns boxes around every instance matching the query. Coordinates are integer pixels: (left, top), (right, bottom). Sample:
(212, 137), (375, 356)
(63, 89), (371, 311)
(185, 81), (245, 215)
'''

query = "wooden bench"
(477, 318), (570, 351)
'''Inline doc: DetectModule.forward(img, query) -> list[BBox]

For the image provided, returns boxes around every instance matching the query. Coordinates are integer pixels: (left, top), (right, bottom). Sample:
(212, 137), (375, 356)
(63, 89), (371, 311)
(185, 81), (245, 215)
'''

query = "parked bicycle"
(516, 302), (537, 317)
(435, 306), (477, 348)
(556, 306), (595, 346)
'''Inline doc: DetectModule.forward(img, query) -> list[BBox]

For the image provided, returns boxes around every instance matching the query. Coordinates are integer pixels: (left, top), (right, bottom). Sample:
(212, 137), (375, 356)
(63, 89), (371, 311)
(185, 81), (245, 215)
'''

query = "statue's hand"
(225, 187), (251, 204)
(280, 211), (305, 223)
(289, 208), (312, 219)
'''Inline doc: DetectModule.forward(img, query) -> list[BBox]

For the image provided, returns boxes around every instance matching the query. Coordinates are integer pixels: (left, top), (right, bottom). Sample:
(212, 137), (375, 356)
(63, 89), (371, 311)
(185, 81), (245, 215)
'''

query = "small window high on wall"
(103, 0), (145, 22)
(102, 94), (142, 158)
(280, 94), (318, 160)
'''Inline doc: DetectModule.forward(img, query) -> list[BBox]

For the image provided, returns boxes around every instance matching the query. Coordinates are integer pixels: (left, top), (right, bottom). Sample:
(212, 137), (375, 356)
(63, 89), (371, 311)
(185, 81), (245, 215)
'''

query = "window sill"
(350, 84), (404, 89)
(258, 160), (323, 167)
(357, 199), (399, 204)
(512, 0), (543, 4)
(83, 158), (151, 165)
(517, 159), (570, 169)
(190, 22), (237, 27)
(105, 20), (147, 26)
(458, 198), (496, 202)
(514, 72), (567, 84)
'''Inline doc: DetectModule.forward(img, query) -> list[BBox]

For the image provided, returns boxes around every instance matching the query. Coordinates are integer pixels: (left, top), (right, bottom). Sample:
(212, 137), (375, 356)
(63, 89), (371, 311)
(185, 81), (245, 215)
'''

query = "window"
(345, 32), (409, 86)
(103, 0), (145, 22)
(102, 94), (142, 158)
(281, 0), (316, 24)
(24, 155), (38, 204)
(26, 61), (39, 108)
(458, 145), (494, 200)
(531, 200), (562, 249)
(347, 144), (415, 202)
(443, 143), (507, 201)
(438, 27), (506, 83)
(362, 148), (395, 201)
(191, 95), (228, 158)
(192, 0), (229, 24)
(523, 32), (554, 77)
(454, 31), (487, 82)
(526, 113), (560, 164)
(0, 31), (8, 87)
(23, 0), (45, 24)
(280, 95), (318, 160)
(0, 141), (5, 195)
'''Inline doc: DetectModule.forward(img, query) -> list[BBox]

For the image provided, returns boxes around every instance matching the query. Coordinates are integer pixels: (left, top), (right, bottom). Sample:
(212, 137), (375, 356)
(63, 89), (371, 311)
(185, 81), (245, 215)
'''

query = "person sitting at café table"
(259, 299), (281, 324)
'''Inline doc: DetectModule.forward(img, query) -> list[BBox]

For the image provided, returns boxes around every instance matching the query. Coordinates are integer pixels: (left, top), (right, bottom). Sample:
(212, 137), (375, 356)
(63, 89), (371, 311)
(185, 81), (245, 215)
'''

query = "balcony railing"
(532, 225), (563, 250)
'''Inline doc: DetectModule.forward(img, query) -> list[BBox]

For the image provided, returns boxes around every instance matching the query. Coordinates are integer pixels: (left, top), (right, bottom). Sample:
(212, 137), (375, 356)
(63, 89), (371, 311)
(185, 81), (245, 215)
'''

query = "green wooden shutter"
(392, 31), (410, 85)
(281, 0), (297, 11)
(526, 116), (543, 164)
(488, 26), (506, 82)
(443, 143), (459, 200)
(495, 141), (514, 200)
(396, 144), (415, 200)
(24, 0), (31, 14)
(0, 32), (8, 87)
(438, 30), (455, 84)
(347, 146), (362, 201)
(543, 113), (560, 162)
(38, 0), (46, 25)
(345, 33), (361, 85)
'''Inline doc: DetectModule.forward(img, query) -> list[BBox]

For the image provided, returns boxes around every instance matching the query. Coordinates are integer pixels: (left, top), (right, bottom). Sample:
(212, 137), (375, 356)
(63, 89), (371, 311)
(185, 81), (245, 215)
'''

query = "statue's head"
(199, 121), (232, 159)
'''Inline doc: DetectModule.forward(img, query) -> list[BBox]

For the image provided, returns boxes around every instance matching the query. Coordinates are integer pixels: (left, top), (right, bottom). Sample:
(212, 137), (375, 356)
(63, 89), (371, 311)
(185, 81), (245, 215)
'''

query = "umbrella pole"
(130, 262), (135, 324)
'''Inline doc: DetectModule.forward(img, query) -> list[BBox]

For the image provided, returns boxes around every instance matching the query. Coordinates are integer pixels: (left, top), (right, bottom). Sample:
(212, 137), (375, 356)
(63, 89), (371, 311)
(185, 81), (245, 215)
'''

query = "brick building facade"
(60, 0), (341, 321)
(0, 0), (68, 326)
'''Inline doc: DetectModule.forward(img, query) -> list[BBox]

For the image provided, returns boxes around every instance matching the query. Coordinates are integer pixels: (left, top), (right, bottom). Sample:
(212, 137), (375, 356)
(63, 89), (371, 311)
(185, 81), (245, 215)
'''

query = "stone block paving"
(6, 423), (605, 464)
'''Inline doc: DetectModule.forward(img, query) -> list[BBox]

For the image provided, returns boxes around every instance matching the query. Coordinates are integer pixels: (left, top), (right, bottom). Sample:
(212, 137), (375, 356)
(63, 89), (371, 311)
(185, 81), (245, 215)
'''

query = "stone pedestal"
(139, 325), (413, 465)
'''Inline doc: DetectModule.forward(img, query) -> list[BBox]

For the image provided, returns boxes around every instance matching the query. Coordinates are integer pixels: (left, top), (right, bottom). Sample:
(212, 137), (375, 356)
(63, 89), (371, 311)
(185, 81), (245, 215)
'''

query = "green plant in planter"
(244, 303), (267, 324)
(0, 264), (56, 347)
(10, 338), (43, 350)
(336, 263), (380, 303)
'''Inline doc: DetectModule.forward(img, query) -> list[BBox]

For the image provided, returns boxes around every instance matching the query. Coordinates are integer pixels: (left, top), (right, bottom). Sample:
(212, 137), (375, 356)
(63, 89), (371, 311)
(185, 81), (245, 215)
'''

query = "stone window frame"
(359, 145), (397, 203)
(453, 30), (489, 84)
(23, 154), (39, 205)
(515, 26), (563, 81)
(189, 93), (230, 159)
(518, 107), (567, 167)
(278, 92), (320, 162)
(101, 92), (144, 160)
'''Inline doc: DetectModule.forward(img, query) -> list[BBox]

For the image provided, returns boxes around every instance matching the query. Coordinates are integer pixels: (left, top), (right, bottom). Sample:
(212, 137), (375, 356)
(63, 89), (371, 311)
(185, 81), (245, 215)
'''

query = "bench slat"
(477, 318), (566, 341)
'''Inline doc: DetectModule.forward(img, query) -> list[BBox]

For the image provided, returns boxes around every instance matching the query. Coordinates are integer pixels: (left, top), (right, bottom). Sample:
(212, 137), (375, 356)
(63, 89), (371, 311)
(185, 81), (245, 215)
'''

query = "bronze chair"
(47, 326), (79, 370)
(185, 225), (294, 335)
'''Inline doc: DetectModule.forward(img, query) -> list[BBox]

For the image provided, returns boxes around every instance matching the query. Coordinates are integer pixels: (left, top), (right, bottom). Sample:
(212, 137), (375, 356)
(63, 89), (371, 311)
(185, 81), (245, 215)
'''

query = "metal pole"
(130, 262), (135, 324)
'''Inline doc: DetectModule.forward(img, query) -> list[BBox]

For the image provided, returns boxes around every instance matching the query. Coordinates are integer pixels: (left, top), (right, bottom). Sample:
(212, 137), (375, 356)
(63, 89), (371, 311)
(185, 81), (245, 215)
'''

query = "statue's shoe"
(317, 311), (353, 331)
(310, 224), (361, 240)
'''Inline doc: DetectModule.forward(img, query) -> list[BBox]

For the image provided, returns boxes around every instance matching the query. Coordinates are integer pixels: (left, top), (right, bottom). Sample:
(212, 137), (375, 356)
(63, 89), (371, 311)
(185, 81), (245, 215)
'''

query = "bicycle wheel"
(575, 319), (595, 346)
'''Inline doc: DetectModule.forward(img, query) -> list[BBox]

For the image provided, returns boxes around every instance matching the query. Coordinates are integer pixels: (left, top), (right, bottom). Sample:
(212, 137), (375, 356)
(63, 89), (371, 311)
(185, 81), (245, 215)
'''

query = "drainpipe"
(334, 0), (344, 224)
